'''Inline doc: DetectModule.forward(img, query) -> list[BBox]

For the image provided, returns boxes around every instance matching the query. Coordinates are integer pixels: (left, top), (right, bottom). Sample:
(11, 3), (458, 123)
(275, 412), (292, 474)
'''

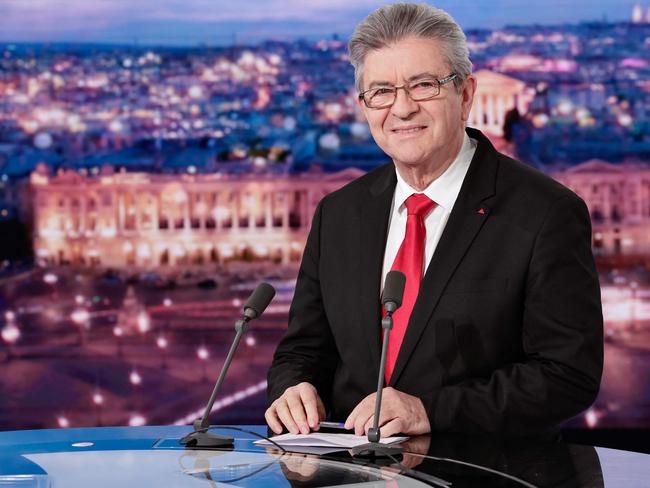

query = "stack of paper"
(254, 432), (408, 449)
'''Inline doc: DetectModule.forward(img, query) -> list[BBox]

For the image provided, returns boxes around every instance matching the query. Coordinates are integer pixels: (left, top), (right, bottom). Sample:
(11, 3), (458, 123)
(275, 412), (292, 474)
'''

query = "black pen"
(318, 421), (349, 431)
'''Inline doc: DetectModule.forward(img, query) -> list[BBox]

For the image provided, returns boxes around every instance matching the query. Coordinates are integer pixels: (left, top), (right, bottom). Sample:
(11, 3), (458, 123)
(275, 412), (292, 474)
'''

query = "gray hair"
(348, 3), (472, 93)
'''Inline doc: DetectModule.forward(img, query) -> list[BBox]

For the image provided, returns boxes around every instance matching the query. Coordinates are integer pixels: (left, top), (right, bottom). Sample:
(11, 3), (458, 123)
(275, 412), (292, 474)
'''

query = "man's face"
(358, 36), (475, 171)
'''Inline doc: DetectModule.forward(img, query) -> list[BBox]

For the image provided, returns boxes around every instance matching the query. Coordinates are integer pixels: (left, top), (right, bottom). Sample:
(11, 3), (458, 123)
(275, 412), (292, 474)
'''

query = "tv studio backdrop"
(0, 0), (650, 485)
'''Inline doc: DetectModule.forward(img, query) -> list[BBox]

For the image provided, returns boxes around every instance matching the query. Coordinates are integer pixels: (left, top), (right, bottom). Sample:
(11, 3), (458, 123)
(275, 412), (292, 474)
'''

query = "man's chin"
(392, 155), (430, 169)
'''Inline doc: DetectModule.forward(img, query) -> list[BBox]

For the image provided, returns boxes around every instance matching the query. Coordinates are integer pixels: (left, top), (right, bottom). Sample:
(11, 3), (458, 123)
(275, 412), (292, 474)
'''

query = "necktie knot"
(404, 193), (436, 217)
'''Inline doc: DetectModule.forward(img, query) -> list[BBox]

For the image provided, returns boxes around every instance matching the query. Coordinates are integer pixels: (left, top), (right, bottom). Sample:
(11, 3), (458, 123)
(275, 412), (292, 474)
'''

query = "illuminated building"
(31, 166), (362, 268)
(552, 160), (650, 257)
(631, 3), (650, 23)
(468, 70), (534, 136)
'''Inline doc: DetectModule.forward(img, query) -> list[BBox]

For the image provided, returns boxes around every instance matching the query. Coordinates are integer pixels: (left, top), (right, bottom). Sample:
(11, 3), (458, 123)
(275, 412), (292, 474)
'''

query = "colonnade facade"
(32, 158), (650, 268)
(31, 168), (362, 268)
(552, 160), (650, 256)
(468, 70), (534, 136)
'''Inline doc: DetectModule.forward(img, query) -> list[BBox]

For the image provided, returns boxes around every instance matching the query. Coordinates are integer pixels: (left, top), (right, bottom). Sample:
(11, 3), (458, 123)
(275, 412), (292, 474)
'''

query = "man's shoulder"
(468, 128), (581, 209)
(492, 148), (580, 203)
(491, 151), (588, 229)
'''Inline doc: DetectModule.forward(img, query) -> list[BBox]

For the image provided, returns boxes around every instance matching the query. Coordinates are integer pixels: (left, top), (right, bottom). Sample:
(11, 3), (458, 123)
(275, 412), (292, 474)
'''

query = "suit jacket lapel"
(358, 164), (396, 370)
(389, 129), (499, 386)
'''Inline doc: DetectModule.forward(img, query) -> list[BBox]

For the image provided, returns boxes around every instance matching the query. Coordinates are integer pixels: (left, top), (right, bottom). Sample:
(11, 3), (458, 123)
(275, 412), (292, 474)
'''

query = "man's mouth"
(391, 126), (426, 134)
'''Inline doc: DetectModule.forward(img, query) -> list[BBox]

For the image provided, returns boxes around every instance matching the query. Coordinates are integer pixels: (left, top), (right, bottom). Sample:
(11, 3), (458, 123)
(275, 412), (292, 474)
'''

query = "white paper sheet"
(254, 432), (408, 449)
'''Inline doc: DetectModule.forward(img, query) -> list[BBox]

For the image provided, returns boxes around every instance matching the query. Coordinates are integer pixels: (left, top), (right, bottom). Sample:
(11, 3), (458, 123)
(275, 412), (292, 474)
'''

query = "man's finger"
(316, 396), (326, 420)
(276, 400), (300, 435)
(363, 414), (375, 435)
(345, 393), (373, 431)
(299, 387), (321, 429)
(264, 406), (284, 434)
(379, 417), (403, 438)
(286, 391), (310, 434)
(353, 401), (374, 436)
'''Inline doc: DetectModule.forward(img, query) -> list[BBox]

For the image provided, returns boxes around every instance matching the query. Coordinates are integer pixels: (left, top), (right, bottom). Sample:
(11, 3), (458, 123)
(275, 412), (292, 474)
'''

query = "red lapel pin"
(478, 207), (485, 214)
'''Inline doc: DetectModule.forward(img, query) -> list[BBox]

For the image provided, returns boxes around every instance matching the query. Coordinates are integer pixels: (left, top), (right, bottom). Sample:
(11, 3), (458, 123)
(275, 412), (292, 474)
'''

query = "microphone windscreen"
(381, 271), (406, 309)
(244, 282), (276, 318)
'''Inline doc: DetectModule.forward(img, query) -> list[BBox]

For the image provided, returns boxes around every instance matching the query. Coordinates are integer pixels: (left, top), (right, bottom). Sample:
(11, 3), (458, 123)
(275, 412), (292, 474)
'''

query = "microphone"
(353, 270), (405, 458)
(243, 282), (276, 320)
(180, 282), (276, 448)
(381, 270), (406, 313)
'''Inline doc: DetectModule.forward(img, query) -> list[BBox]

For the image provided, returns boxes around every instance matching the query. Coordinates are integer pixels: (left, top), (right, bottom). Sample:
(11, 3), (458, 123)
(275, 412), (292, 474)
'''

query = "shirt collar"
(393, 132), (476, 213)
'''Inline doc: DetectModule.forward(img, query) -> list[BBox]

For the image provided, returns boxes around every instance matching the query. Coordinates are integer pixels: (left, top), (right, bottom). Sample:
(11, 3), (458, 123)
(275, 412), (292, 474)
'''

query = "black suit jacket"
(268, 128), (603, 434)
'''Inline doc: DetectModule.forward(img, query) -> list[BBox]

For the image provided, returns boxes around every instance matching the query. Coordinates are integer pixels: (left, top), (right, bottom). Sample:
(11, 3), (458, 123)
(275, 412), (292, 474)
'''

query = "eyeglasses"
(358, 74), (458, 109)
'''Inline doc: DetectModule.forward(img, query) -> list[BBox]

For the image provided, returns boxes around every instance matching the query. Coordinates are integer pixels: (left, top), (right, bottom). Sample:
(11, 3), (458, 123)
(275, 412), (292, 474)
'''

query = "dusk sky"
(0, 0), (642, 45)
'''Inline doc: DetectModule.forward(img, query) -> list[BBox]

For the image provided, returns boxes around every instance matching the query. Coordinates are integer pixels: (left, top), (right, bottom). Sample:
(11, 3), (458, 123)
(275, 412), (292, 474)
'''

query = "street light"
(156, 335), (169, 369)
(92, 392), (104, 405)
(71, 308), (90, 344)
(43, 273), (58, 284)
(113, 325), (124, 357)
(197, 345), (209, 382)
(129, 370), (142, 386)
(1, 323), (20, 344)
(129, 414), (146, 427)
(137, 311), (150, 334)
(92, 391), (104, 426)
(1, 313), (21, 361)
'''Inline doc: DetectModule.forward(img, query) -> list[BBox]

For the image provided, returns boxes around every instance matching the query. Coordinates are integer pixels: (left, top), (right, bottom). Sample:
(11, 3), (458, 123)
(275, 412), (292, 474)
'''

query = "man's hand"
(265, 382), (326, 435)
(344, 387), (430, 437)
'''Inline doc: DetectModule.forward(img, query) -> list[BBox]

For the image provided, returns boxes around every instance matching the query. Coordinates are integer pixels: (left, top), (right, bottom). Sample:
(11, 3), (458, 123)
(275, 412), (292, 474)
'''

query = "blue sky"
(0, 0), (641, 45)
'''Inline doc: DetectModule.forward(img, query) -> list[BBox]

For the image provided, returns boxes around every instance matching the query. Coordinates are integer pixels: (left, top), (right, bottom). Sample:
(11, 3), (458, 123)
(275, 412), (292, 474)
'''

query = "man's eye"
(412, 81), (435, 89)
(373, 88), (394, 95)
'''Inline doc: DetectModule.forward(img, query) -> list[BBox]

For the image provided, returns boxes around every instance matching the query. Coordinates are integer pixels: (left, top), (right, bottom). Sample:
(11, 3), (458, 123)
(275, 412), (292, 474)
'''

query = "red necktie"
(385, 193), (436, 383)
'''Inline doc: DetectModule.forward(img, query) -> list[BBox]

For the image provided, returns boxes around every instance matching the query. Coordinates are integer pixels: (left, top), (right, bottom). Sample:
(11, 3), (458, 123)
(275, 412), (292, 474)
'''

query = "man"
(266, 3), (603, 437)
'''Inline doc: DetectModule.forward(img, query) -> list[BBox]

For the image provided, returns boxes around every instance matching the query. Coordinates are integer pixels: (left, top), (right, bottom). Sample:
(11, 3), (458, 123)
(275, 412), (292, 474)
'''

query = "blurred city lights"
(2, 9), (650, 433)
(92, 392), (104, 405)
(1, 323), (20, 344)
(129, 370), (142, 386)
(70, 309), (90, 325)
(585, 408), (599, 428)
(43, 273), (58, 284)
(556, 99), (574, 116)
(174, 380), (267, 425)
(57, 416), (70, 428)
(128, 414), (146, 427)
(197, 346), (209, 360)
(136, 312), (150, 333)
(618, 113), (633, 127)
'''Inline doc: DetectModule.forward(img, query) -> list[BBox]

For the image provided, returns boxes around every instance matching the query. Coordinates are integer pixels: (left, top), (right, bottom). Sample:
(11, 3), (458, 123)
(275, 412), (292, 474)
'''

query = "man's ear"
(460, 75), (477, 122)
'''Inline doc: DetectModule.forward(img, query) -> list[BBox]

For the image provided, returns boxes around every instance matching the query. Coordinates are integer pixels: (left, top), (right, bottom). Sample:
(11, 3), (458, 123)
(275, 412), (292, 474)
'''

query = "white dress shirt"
(381, 133), (477, 290)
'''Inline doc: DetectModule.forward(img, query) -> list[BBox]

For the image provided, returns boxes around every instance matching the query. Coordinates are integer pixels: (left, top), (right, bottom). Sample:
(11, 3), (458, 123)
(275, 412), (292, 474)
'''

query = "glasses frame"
(358, 73), (458, 109)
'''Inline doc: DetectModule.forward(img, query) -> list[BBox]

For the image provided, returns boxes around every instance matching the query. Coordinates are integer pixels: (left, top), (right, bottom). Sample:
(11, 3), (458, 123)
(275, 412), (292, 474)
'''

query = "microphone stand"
(352, 310), (403, 458)
(180, 317), (250, 448)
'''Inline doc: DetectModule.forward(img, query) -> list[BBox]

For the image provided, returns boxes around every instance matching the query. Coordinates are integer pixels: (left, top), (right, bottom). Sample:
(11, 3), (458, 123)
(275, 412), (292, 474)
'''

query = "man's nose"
(390, 87), (419, 118)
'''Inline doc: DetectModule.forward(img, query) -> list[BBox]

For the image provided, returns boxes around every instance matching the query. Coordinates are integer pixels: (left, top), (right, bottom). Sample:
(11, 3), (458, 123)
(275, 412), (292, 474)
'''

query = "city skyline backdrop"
(1, 0), (649, 433)
(0, 0), (647, 45)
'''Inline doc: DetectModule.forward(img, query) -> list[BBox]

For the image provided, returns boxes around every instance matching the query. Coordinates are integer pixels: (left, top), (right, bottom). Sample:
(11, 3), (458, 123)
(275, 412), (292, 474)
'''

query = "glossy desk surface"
(0, 425), (648, 487)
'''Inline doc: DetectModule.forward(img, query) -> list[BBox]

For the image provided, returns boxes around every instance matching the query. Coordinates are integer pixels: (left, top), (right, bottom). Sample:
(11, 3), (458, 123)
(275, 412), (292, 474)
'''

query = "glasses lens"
(365, 87), (395, 108)
(408, 80), (440, 100)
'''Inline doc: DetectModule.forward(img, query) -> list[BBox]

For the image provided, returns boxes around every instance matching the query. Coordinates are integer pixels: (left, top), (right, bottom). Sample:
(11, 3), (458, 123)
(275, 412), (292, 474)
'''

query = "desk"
(0, 425), (648, 487)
